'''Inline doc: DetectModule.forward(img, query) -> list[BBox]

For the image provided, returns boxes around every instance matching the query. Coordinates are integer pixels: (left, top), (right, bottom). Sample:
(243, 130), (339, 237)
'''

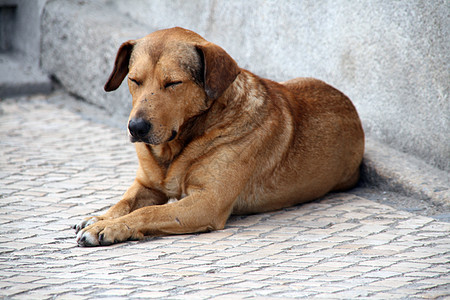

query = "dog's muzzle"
(128, 118), (177, 144)
(128, 118), (152, 142)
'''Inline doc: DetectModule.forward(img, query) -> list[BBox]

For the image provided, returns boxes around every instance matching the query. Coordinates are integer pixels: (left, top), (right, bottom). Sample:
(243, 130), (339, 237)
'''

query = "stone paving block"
(56, 295), (90, 300)
(1, 283), (49, 298)
(130, 291), (172, 298)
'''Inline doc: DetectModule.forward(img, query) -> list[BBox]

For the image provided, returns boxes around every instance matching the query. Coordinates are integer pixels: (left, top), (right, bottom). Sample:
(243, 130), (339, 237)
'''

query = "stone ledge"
(362, 137), (449, 206)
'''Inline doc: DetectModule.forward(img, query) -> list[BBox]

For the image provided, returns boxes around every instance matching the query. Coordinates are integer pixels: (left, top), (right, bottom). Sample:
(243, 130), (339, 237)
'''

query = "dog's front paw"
(73, 216), (104, 234)
(76, 221), (143, 247)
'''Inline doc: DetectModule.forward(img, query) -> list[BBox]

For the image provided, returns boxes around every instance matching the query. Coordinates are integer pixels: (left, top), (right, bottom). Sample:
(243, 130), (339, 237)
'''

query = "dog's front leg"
(76, 188), (235, 246)
(73, 180), (167, 233)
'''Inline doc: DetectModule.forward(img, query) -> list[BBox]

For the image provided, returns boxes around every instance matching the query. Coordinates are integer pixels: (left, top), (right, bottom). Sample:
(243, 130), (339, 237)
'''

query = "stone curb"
(362, 138), (449, 206)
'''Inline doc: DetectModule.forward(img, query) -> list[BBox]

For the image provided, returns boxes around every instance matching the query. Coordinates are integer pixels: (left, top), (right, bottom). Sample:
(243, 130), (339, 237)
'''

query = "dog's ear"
(104, 40), (136, 92)
(196, 42), (240, 100)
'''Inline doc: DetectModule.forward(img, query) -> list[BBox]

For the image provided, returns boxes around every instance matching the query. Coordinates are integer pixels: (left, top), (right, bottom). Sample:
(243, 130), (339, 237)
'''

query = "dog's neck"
(148, 142), (182, 169)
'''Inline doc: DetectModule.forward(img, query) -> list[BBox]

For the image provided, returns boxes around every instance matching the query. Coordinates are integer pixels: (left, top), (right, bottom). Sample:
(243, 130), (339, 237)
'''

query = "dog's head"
(104, 27), (240, 145)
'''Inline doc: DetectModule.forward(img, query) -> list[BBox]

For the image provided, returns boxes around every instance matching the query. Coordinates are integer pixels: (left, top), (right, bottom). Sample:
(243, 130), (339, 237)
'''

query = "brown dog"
(75, 27), (364, 246)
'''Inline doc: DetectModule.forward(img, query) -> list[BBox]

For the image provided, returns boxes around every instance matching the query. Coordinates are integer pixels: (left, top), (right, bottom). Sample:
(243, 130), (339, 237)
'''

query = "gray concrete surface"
(0, 94), (449, 299)
(0, 0), (51, 97)
(41, 0), (449, 172)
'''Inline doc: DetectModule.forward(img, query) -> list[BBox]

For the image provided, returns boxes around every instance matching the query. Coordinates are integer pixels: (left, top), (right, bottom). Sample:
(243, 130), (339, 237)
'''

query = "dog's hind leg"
(331, 168), (360, 192)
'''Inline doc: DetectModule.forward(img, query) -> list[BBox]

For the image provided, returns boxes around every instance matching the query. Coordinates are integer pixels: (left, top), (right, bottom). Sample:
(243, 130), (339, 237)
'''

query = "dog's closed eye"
(129, 77), (142, 86)
(164, 81), (182, 89)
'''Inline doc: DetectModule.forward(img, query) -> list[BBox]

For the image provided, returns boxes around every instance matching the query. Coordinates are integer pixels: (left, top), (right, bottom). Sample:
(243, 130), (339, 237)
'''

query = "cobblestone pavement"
(1, 94), (449, 299)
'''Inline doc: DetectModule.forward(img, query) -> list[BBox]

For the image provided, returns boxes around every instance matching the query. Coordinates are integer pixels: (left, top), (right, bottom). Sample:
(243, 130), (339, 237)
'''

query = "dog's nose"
(128, 118), (152, 139)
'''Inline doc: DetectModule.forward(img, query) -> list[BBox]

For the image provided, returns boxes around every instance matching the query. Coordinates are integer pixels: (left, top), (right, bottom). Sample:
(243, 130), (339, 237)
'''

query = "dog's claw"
(73, 217), (100, 234)
(74, 223), (83, 234)
(98, 233), (113, 246)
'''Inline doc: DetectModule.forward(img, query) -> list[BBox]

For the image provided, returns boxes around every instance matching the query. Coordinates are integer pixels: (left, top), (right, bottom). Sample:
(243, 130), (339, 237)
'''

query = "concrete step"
(0, 54), (52, 97)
